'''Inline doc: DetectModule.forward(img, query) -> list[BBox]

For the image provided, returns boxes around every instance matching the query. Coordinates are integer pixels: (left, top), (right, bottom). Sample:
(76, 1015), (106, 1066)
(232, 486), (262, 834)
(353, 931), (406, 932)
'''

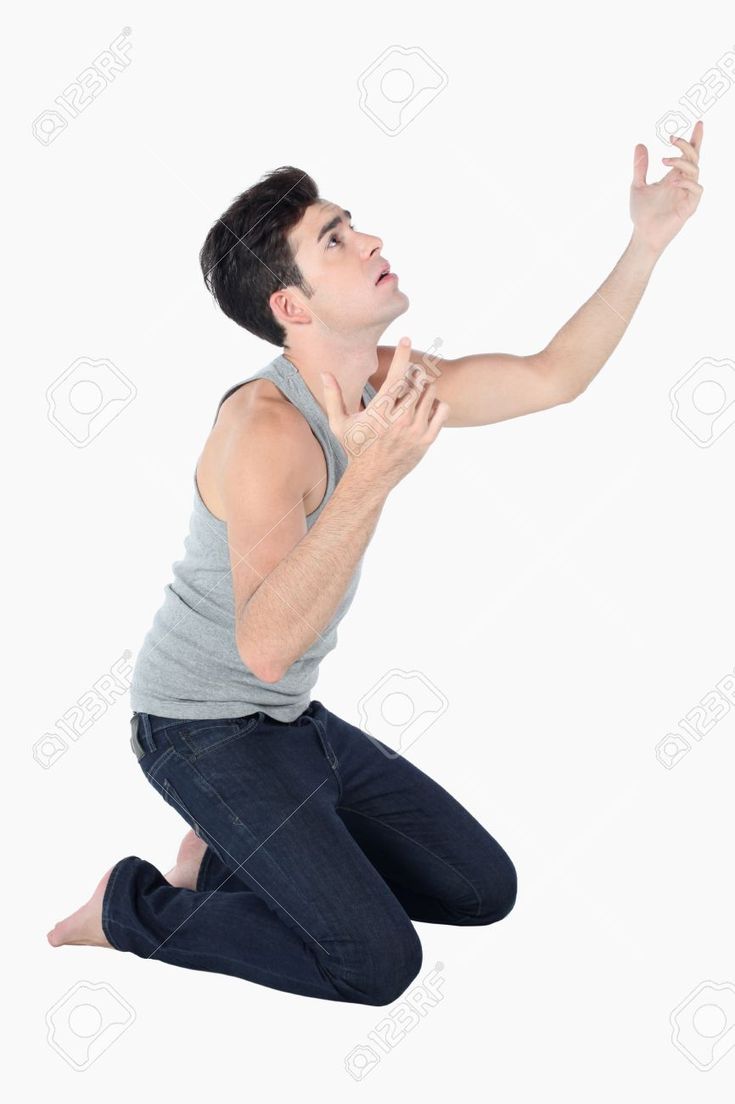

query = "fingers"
(380, 337), (415, 394)
(319, 371), (347, 426)
(670, 133), (700, 166)
(633, 143), (648, 187)
(674, 178), (704, 195)
(636, 122), (702, 191)
(688, 119), (704, 154)
(412, 378), (437, 424)
(413, 379), (451, 437)
(662, 155), (699, 179)
(425, 395), (451, 439)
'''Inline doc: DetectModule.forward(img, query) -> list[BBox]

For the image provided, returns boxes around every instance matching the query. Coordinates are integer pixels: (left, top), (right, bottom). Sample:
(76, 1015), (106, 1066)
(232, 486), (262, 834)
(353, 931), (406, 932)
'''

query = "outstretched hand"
(630, 120), (704, 253)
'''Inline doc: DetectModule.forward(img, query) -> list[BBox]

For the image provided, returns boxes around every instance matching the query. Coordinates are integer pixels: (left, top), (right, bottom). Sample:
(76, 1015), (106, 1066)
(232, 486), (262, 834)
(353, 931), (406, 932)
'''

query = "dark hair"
(199, 166), (320, 347)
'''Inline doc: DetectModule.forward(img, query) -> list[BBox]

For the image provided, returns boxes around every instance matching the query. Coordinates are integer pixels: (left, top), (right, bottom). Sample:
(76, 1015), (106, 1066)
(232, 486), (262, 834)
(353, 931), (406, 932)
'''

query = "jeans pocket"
(179, 713), (264, 760)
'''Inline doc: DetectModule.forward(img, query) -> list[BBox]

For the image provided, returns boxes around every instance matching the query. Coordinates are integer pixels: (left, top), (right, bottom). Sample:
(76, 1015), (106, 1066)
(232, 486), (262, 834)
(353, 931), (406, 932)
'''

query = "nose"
(360, 231), (383, 257)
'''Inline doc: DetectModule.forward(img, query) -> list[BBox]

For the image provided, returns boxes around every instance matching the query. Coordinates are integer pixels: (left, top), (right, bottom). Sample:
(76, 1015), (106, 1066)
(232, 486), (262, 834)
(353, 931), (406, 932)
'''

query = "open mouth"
(375, 270), (396, 285)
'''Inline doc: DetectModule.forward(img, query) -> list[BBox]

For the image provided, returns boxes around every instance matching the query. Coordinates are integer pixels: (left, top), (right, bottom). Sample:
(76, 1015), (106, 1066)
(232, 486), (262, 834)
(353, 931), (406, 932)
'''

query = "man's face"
(281, 199), (409, 338)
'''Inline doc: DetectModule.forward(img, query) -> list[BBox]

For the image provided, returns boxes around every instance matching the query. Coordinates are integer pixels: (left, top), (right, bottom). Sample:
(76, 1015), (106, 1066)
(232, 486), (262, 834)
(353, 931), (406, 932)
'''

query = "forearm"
(543, 232), (662, 397)
(239, 465), (389, 682)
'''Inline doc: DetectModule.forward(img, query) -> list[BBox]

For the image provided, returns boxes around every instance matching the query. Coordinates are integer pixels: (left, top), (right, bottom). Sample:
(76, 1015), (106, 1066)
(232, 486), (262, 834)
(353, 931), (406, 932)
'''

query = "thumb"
(632, 142), (648, 187)
(320, 372), (348, 428)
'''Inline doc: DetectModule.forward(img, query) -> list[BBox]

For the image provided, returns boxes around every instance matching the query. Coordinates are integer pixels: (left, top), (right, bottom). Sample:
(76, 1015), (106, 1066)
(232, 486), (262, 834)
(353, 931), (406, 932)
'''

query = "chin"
(392, 289), (410, 315)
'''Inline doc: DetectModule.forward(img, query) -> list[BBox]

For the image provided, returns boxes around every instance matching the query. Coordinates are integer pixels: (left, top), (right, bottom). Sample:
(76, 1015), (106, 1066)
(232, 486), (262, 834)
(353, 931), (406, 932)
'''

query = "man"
(47, 125), (704, 1005)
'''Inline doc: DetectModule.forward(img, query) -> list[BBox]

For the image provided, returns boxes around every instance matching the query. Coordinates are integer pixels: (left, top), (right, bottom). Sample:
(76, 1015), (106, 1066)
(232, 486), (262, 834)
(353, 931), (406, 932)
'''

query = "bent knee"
(328, 923), (424, 1007)
(364, 931), (424, 1006)
(464, 851), (518, 925)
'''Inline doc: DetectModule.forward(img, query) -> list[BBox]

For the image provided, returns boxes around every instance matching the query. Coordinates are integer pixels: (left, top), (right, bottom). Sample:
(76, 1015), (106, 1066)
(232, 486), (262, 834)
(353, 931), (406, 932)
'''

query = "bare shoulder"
(217, 376), (302, 427)
(196, 377), (323, 523)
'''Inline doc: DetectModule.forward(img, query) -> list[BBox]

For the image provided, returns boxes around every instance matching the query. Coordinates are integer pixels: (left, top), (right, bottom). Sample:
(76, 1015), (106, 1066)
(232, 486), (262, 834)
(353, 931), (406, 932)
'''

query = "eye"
(327, 224), (355, 248)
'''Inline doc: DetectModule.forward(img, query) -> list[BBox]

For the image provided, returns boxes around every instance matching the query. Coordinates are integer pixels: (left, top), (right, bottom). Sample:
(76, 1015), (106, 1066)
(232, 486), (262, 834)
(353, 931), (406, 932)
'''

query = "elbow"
(560, 386), (583, 404)
(258, 662), (286, 684)
(237, 636), (285, 684)
(538, 349), (586, 405)
(557, 378), (586, 404)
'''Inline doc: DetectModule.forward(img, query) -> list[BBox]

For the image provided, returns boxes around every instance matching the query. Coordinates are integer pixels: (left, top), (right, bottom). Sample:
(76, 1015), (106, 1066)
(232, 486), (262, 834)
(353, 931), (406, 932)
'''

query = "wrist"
(628, 230), (664, 267)
(339, 459), (392, 506)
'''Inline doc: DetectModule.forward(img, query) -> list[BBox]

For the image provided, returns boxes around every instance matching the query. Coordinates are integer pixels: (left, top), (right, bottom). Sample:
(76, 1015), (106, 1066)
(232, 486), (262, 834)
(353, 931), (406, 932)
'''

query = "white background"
(13, 0), (734, 1098)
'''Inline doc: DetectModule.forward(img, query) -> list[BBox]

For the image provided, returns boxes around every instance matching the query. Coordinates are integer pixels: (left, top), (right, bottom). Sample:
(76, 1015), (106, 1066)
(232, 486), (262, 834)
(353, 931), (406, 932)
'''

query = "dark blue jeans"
(102, 699), (517, 1005)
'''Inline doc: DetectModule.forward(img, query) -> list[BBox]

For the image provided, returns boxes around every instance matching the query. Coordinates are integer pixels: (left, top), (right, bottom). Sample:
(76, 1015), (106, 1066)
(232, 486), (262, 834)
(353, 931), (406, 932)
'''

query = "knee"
(365, 927), (424, 1006)
(467, 851), (518, 925)
(329, 922), (424, 1007)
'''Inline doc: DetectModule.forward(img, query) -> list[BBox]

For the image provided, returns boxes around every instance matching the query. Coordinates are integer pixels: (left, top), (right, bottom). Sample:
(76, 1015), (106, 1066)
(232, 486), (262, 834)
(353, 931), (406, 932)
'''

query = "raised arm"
(373, 122), (704, 428)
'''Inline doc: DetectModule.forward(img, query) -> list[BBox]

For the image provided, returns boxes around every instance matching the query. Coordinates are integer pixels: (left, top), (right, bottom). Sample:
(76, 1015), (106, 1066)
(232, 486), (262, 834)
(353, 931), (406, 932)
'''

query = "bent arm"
(237, 464), (388, 683)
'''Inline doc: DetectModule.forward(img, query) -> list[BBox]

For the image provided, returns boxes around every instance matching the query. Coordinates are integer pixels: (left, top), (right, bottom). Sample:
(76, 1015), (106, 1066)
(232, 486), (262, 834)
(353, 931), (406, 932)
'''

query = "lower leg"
(95, 852), (421, 1005)
(164, 829), (207, 889)
(48, 829), (209, 948)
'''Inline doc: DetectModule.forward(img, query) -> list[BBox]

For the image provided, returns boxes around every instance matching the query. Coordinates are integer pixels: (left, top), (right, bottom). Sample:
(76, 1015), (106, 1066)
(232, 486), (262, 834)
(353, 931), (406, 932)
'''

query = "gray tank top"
(130, 352), (378, 722)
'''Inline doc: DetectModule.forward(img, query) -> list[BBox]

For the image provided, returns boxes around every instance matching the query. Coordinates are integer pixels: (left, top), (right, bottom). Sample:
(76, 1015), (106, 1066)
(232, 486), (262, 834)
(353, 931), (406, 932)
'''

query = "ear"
(269, 287), (312, 330)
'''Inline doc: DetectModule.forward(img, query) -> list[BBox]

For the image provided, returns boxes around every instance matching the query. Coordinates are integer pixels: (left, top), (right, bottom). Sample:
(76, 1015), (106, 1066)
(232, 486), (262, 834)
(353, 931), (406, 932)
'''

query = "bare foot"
(164, 829), (207, 890)
(47, 866), (116, 949)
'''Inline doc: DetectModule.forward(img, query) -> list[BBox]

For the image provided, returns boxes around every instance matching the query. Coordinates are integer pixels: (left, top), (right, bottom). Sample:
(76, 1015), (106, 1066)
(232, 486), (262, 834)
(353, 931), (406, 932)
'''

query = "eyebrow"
(316, 208), (352, 244)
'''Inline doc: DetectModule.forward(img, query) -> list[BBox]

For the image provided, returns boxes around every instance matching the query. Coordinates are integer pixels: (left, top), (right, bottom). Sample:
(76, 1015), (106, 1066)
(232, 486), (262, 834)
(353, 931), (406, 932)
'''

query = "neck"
(281, 339), (381, 416)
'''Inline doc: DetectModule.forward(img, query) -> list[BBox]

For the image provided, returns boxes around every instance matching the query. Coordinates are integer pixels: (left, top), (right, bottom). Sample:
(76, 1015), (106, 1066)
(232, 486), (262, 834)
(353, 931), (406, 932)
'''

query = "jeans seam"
(311, 717), (343, 803)
(335, 804), (484, 918)
(101, 857), (130, 949)
(104, 915), (166, 954)
(139, 745), (177, 787)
